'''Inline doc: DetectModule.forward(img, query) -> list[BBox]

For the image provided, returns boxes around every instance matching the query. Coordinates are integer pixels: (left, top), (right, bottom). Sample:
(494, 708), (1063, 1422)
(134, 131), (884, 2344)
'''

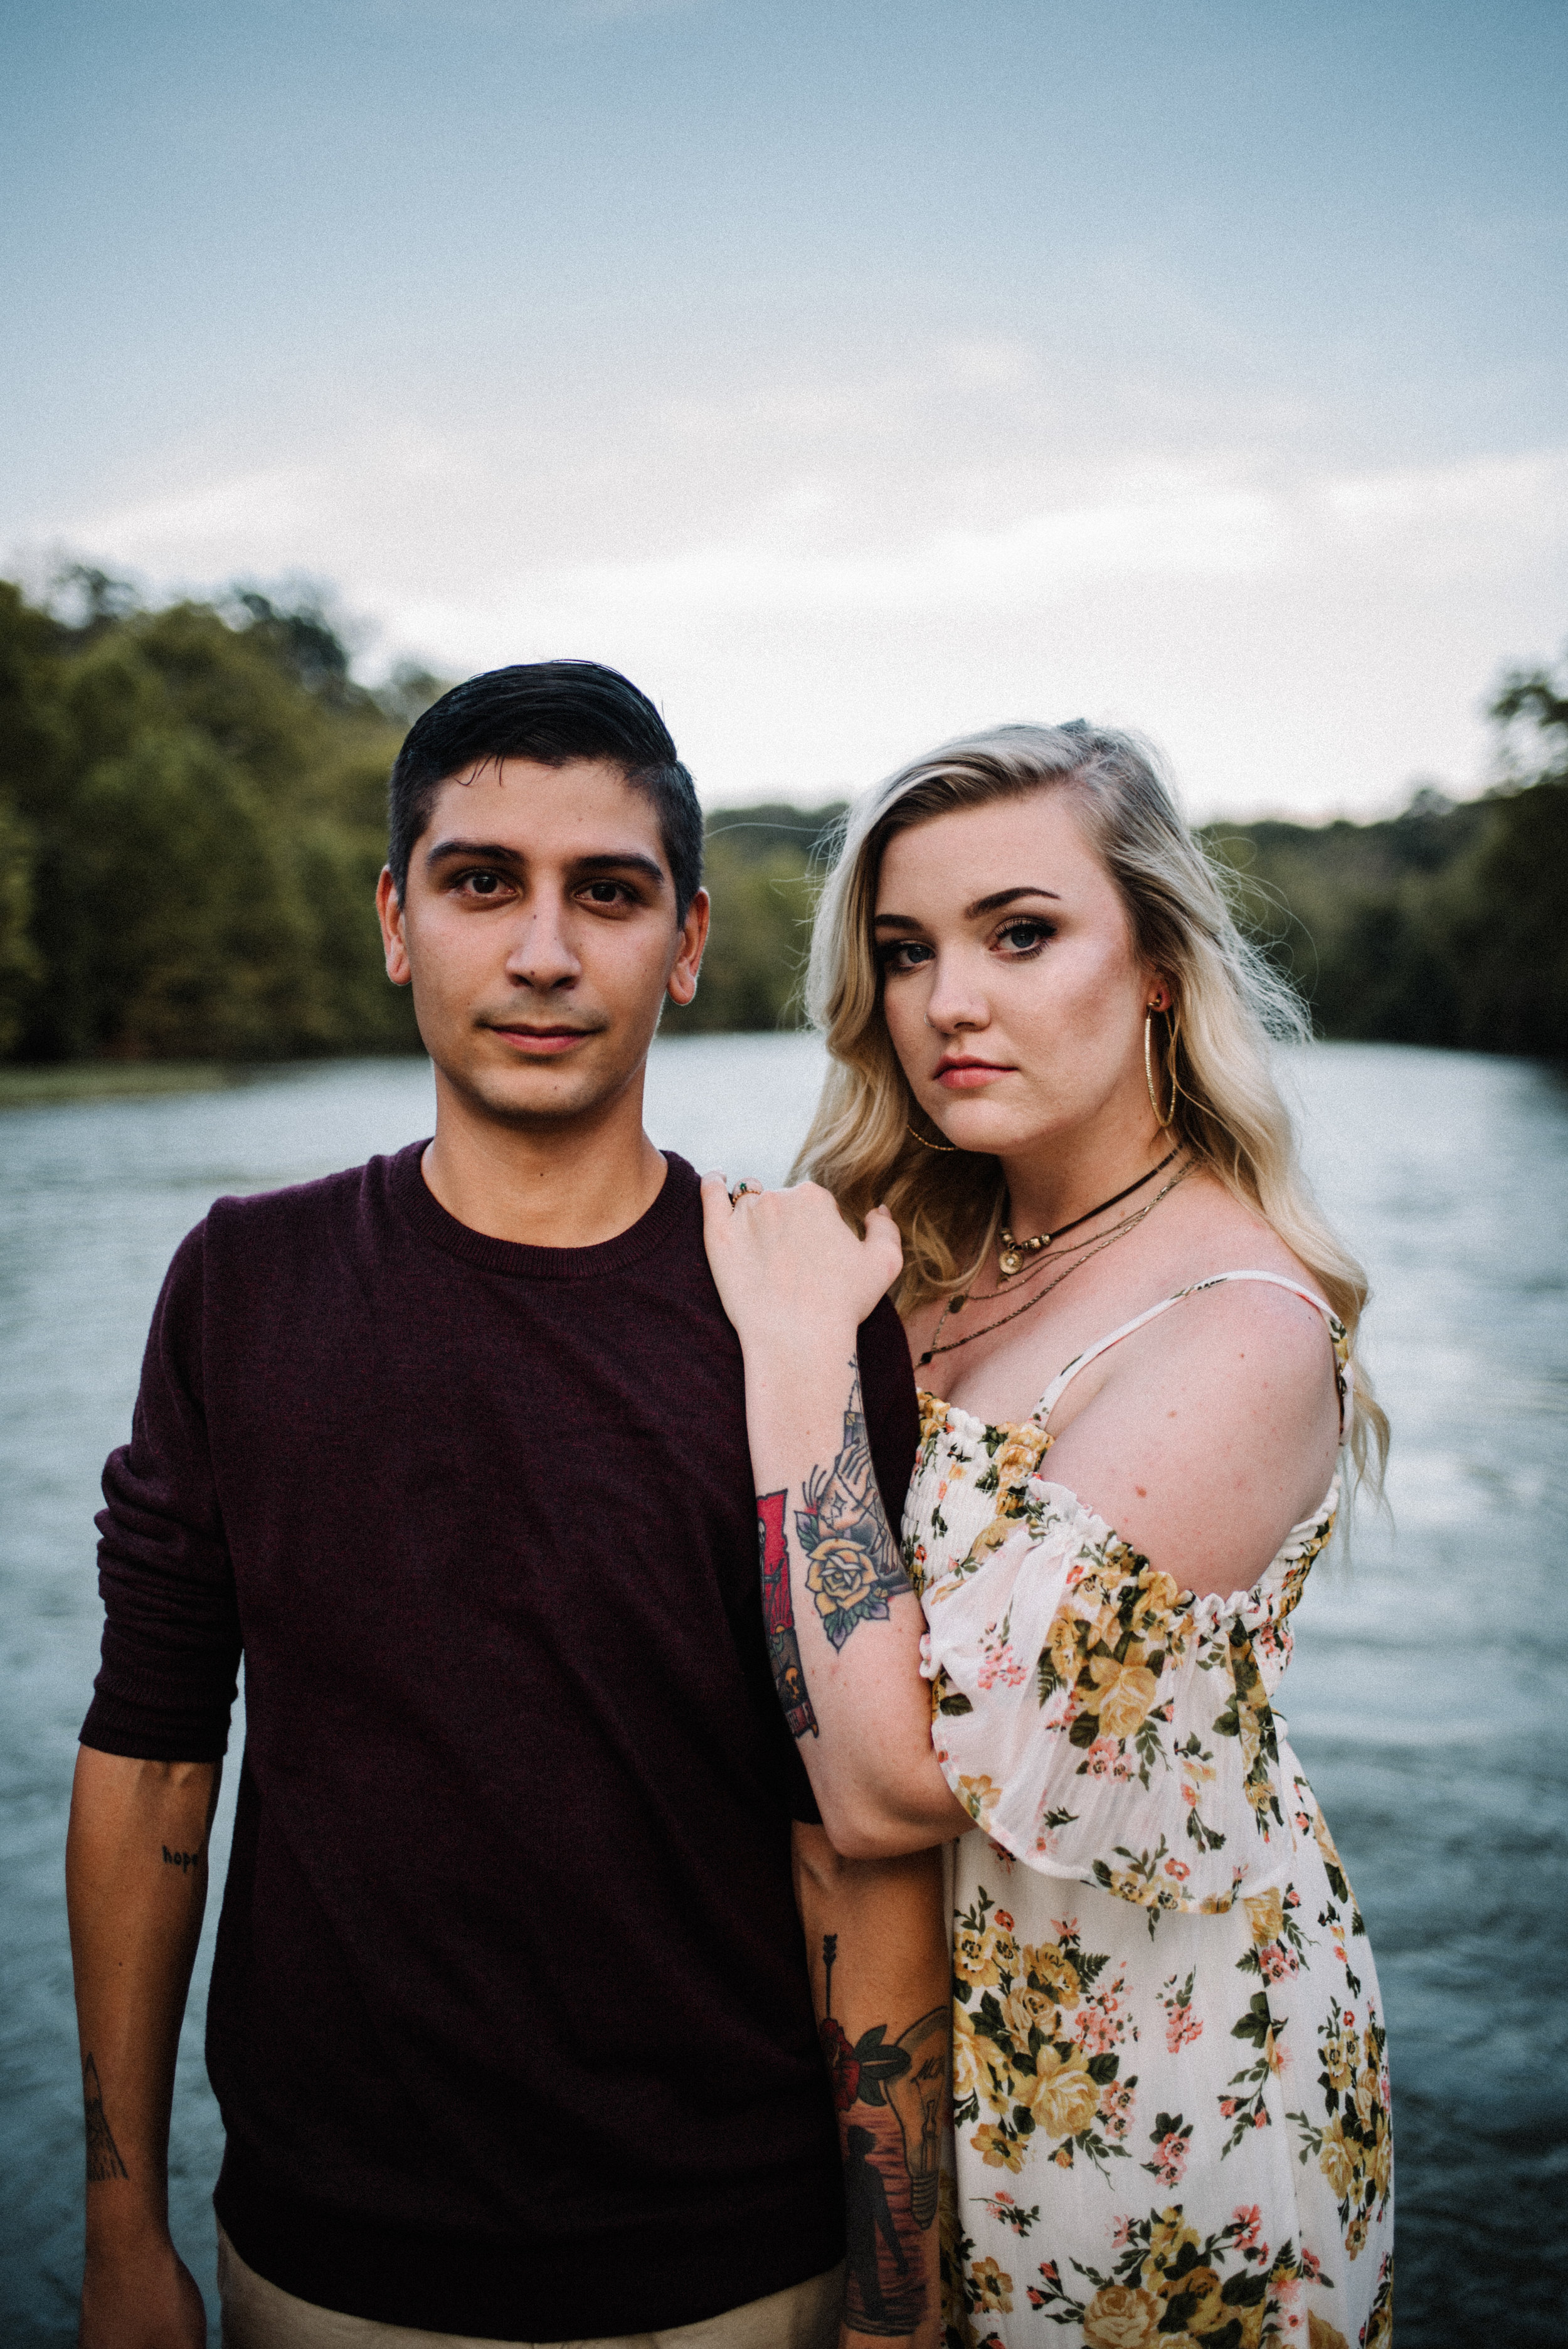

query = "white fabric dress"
(904, 1274), (1394, 2349)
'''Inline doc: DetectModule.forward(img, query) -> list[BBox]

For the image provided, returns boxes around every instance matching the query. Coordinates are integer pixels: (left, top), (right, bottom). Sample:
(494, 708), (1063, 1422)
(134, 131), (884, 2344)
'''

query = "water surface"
(1, 1038), (1564, 2343)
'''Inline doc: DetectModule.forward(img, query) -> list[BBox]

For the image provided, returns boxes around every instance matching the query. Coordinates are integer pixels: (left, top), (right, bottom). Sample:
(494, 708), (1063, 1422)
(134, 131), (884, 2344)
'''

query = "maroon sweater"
(82, 1146), (919, 2338)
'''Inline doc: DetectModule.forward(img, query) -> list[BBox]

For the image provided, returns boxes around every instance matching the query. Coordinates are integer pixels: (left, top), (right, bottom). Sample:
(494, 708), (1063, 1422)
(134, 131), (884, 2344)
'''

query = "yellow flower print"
(1083, 2283), (1162, 2347)
(1172, 2264), (1224, 2334)
(970, 2255), (1014, 2313)
(961, 1513), (1020, 1572)
(1017, 2045), (1099, 2139)
(1307, 2317), (1350, 2349)
(1024, 1943), (1082, 2010)
(951, 2003), (1004, 2110)
(994, 1433), (1045, 1488)
(1046, 1608), (1081, 1687)
(1129, 1568), (1182, 1635)
(972, 2121), (1027, 2171)
(1345, 2211), (1368, 2261)
(1370, 2123), (1393, 2200)
(956, 1773), (1002, 1828)
(1243, 1887), (1285, 1948)
(999, 1979), (1053, 2046)
(1142, 2208), (1202, 2285)
(1353, 2064), (1382, 2129)
(1323, 2029), (1354, 2092)
(954, 1920), (1005, 1989)
(1318, 2113), (1357, 2200)
(1085, 1655), (1160, 1741)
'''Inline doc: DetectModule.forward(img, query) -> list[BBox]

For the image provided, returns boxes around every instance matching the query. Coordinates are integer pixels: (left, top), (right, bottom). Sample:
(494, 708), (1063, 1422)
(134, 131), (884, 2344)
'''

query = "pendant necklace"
(917, 1158), (1194, 1367)
(997, 1147), (1179, 1278)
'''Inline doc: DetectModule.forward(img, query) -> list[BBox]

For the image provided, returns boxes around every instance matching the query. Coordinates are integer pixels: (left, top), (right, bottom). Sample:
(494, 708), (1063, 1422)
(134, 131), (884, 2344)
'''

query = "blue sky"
(3, 0), (1565, 814)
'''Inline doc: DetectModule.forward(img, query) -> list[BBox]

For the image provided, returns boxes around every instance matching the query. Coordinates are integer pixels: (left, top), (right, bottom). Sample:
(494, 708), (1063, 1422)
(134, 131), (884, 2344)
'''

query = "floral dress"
(904, 1273), (1394, 2349)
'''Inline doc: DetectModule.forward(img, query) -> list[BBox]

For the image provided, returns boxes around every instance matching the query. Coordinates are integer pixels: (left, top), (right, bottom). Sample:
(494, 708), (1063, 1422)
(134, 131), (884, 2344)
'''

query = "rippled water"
(1, 1039), (1564, 2345)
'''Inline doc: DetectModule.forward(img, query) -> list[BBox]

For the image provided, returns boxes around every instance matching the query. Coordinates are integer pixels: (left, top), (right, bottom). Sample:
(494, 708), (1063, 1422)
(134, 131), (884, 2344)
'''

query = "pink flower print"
(1163, 1857), (1190, 1880)
(1110, 2217), (1131, 2250)
(1151, 2131), (1187, 2187)
(1259, 1943), (1299, 1984)
(1181, 1781), (1198, 1806)
(1343, 2010), (1355, 2027)
(1165, 2007), (1203, 2054)
(1074, 2007), (1118, 2056)
(1231, 2206), (1262, 2249)
(1220, 2097), (1239, 2118)
(1300, 2249), (1323, 2281)
(994, 1910), (1015, 1931)
(1084, 1737), (1118, 1776)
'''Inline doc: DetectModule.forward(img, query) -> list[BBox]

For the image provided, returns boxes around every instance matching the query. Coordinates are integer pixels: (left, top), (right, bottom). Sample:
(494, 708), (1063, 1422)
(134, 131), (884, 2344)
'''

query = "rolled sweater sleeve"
(81, 1219), (241, 1762)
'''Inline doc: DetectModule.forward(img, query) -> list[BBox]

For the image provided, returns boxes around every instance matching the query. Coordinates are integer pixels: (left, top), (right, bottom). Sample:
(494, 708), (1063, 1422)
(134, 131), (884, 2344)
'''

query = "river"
(1, 1037), (1564, 2345)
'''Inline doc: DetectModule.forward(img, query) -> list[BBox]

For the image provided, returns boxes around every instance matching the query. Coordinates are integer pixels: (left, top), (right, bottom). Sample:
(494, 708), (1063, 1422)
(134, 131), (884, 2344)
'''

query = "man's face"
(377, 757), (708, 1129)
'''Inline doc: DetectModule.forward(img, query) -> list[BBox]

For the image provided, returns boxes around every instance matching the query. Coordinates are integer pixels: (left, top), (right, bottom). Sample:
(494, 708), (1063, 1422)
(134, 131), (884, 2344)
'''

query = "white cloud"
(21, 344), (1568, 818)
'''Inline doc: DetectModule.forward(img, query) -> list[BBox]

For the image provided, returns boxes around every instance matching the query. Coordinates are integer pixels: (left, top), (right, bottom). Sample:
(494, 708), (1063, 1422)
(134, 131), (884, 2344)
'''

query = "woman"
(703, 724), (1394, 2349)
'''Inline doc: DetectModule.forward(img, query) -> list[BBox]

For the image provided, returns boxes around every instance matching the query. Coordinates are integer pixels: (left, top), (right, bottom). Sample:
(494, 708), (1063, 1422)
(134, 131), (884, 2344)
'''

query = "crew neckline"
(390, 1139), (693, 1280)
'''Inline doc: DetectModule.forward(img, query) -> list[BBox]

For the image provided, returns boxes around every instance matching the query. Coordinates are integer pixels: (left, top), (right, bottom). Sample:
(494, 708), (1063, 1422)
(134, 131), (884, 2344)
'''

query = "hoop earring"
(907, 1119), (958, 1153)
(1144, 1007), (1177, 1128)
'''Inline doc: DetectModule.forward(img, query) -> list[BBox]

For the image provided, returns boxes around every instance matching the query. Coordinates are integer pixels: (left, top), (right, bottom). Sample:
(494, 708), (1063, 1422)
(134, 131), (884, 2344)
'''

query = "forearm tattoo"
(82, 2053), (129, 2184)
(819, 1934), (946, 2337)
(797, 1364), (911, 1652)
(760, 1489), (819, 1740)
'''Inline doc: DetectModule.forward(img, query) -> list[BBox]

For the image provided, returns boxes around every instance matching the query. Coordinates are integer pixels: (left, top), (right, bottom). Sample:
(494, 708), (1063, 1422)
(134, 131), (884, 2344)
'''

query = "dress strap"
(1031, 1270), (1352, 1436)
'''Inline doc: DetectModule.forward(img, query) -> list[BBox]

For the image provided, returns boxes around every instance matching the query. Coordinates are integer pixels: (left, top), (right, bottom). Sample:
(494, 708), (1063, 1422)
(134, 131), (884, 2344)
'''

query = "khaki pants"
(217, 2225), (845, 2349)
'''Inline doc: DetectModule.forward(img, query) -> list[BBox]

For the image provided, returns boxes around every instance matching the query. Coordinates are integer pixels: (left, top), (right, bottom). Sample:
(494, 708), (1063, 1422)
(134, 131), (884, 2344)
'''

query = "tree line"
(0, 573), (1562, 1064)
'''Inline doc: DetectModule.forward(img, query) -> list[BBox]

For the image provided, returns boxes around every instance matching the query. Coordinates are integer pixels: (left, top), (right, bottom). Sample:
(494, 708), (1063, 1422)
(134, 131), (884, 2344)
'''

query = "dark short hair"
(387, 660), (703, 920)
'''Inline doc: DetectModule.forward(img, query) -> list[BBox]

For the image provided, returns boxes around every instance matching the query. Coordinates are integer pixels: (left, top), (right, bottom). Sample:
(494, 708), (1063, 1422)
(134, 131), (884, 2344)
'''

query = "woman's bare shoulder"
(1041, 1238), (1342, 1598)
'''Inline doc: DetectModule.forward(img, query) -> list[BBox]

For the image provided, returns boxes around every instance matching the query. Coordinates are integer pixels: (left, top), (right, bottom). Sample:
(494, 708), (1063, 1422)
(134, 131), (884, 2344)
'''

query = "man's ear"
(667, 887), (711, 1007)
(376, 868), (412, 987)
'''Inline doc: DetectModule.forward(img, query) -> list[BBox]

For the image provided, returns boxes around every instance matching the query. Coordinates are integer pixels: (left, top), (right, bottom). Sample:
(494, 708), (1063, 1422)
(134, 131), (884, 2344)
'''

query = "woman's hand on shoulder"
(700, 1175), (905, 1354)
(1042, 1277), (1342, 1600)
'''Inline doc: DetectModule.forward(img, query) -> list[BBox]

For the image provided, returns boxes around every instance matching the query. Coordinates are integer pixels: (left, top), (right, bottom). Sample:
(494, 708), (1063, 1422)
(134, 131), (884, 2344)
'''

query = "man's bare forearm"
(792, 1827), (949, 2349)
(67, 1747), (218, 2348)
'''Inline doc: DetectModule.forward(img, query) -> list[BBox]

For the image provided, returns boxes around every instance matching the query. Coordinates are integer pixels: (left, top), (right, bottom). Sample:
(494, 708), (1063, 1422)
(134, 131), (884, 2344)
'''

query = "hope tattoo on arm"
(819, 1934), (946, 2338)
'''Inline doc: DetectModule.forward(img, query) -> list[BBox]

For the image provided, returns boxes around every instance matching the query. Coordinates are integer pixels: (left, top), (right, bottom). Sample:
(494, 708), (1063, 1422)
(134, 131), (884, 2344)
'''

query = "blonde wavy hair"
(793, 722), (1387, 1487)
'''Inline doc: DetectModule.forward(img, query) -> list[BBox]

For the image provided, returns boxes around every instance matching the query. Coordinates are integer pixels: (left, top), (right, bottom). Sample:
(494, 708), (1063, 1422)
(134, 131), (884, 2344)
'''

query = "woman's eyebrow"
(965, 886), (1061, 917)
(873, 885), (1061, 928)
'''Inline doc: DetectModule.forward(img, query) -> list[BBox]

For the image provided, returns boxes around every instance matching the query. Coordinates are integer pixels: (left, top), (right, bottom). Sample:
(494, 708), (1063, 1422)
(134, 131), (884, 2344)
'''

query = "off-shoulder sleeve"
(918, 1479), (1312, 1920)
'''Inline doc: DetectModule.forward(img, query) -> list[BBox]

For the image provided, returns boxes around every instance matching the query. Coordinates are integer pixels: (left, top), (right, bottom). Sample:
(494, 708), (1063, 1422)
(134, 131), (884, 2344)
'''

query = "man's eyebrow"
(569, 851), (668, 887)
(425, 838), (522, 867)
(423, 840), (667, 887)
(872, 885), (1061, 928)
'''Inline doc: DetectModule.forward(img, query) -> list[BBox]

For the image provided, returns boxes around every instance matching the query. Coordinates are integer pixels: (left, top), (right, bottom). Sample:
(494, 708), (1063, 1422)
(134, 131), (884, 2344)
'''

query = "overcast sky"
(4, 0), (1565, 815)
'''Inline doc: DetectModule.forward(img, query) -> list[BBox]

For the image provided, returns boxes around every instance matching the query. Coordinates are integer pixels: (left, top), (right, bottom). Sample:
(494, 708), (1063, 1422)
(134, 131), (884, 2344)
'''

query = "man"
(68, 662), (944, 2347)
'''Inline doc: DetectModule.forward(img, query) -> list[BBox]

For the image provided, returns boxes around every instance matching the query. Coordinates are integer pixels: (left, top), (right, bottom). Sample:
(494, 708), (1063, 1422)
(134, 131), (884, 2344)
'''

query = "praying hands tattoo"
(758, 1363), (913, 1737)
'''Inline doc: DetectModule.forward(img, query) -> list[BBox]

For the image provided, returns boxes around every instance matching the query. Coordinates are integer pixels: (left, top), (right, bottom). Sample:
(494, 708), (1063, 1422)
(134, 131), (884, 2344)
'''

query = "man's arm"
(67, 1748), (220, 2349)
(792, 1825), (949, 2349)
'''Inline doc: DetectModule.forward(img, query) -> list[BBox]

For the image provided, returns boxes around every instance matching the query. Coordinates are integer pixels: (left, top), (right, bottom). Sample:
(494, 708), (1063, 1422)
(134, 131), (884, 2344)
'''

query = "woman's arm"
(792, 1825), (949, 2349)
(704, 1175), (969, 1857)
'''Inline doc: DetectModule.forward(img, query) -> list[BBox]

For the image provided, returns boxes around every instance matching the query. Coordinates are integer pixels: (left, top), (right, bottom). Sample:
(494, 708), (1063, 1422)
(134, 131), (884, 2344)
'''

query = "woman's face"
(874, 787), (1158, 1160)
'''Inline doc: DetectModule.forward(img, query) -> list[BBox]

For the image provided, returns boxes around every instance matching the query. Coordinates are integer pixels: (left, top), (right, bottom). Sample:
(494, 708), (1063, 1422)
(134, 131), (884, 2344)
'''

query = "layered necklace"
(916, 1153), (1194, 1368)
(997, 1148), (1179, 1277)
